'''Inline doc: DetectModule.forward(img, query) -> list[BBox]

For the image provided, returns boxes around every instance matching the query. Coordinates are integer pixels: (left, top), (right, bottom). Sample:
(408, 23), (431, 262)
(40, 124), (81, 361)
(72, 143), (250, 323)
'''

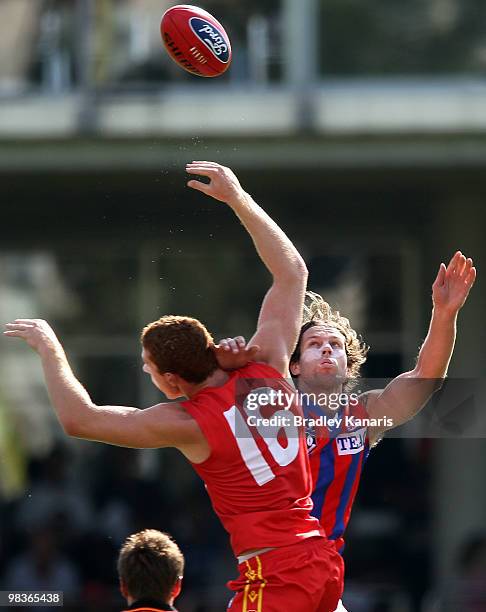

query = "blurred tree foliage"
(319, 0), (486, 75)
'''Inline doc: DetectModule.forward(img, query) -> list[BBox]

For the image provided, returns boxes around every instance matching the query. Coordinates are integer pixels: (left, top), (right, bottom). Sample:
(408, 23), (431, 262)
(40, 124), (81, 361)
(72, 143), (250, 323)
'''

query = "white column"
(282, 0), (319, 130)
(282, 0), (318, 85)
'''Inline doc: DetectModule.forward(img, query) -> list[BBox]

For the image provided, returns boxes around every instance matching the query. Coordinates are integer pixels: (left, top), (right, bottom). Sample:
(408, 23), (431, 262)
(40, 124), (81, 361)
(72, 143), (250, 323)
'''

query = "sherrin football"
(161, 5), (232, 77)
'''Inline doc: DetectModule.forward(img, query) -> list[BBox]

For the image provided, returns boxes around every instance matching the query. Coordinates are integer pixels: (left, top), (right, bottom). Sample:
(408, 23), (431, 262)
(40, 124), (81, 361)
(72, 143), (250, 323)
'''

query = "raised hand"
(432, 251), (476, 315)
(186, 161), (245, 204)
(4, 319), (62, 355)
(213, 336), (261, 370)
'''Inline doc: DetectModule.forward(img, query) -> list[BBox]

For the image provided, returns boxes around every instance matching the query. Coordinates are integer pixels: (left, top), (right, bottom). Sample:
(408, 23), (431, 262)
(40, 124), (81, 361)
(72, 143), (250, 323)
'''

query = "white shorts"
(334, 601), (348, 612)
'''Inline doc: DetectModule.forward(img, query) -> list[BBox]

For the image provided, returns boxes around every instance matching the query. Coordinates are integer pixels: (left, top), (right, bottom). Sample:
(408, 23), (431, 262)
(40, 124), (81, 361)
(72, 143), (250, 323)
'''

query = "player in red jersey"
(220, 250), (476, 611)
(5, 162), (343, 612)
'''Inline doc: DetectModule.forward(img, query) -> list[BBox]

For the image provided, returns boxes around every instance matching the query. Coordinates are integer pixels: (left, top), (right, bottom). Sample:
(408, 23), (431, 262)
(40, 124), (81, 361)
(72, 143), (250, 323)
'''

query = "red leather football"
(161, 5), (232, 77)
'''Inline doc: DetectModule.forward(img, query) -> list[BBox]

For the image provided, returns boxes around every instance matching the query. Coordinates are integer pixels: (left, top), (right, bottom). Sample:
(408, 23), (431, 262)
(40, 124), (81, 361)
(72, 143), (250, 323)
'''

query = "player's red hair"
(141, 315), (218, 383)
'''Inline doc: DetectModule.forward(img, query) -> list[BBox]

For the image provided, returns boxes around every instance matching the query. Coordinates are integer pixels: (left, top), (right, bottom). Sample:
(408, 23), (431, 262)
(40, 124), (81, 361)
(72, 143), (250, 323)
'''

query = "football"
(161, 5), (232, 77)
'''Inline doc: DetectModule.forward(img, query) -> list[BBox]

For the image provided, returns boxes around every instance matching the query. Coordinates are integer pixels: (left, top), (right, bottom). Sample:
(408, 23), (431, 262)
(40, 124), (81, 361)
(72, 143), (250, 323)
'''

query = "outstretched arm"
(365, 251), (476, 444)
(4, 319), (203, 452)
(187, 161), (307, 375)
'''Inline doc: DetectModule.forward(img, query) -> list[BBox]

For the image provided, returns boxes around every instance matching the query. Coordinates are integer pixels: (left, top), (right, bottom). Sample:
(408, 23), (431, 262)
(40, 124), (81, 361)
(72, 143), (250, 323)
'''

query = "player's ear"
(119, 579), (128, 599)
(172, 577), (182, 600)
(289, 360), (300, 376)
(163, 372), (180, 389)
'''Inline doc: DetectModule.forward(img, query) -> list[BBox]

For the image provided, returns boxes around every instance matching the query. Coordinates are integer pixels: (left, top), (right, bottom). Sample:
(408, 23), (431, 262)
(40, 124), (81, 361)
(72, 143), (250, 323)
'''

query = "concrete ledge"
(2, 79), (486, 139)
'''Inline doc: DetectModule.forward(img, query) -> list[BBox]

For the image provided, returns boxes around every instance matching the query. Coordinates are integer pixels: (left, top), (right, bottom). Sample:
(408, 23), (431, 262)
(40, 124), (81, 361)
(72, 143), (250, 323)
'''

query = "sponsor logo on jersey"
(305, 427), (317, 453)
(335, 427), (366, 455)
(189, 17), (230, 62)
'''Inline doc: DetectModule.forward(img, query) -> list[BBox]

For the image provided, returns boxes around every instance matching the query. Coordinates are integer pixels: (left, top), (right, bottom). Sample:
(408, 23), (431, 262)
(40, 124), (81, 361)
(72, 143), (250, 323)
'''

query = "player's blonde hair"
(291, 291), (369, 380)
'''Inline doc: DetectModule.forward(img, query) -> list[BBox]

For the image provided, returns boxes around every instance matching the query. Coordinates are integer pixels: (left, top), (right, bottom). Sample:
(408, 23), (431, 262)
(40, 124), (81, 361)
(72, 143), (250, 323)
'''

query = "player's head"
(141, 315), (218, 398)
(290, 292), (368, 391)
(117, 529), (184, 606)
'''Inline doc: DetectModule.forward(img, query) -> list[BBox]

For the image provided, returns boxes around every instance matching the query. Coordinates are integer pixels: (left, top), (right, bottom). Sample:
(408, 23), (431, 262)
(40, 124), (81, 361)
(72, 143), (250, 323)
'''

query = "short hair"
(117, 529), (184, 602)
(291, 292), (369, 380)
(141, 315), (218, 383)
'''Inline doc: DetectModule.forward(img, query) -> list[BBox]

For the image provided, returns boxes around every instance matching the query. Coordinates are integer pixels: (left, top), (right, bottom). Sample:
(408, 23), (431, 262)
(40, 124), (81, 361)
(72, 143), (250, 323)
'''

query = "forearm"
(415, 307), (457, 378)
(38, 343), (97, 435)
(228, 191), (307, 280)
(367, 309), (457, 435)
(368, 252), (476, 439)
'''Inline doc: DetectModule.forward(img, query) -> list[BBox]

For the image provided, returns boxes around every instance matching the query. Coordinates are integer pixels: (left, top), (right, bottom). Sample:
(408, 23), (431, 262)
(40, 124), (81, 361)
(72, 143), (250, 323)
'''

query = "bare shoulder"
(151, 401), (201, 433)
(161, 401), (197, 421)
(157, 401), (210, 463)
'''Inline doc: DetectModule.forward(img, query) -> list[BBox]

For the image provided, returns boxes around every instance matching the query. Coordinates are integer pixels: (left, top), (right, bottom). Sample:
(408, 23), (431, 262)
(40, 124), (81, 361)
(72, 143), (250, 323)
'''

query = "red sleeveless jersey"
(181, 362), (325, 556)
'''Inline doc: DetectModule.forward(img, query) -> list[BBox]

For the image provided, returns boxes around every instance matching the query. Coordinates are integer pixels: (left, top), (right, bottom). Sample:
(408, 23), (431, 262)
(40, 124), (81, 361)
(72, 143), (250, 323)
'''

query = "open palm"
(432, 251), (476, 314)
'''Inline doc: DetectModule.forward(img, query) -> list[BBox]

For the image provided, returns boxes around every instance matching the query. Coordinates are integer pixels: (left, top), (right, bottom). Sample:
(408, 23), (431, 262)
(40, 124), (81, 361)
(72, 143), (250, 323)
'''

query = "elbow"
(294, 254), (308, 277)
(62, 418), (82, 438)
(271, 255), (308, 291)
(285, 256), (308, 284)
(411, 365), (447, 380)
(60, 403), (97, 438)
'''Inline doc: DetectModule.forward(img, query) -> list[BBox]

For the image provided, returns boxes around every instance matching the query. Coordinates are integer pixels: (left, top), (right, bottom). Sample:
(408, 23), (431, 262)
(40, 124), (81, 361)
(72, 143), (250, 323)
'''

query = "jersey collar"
(123, 599), (176, 611)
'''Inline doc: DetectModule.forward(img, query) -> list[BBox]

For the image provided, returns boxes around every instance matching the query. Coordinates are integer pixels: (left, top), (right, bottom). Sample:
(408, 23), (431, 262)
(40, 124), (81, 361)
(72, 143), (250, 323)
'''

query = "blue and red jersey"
(181, 362), (325, 557)
(304, 398), (371, 554)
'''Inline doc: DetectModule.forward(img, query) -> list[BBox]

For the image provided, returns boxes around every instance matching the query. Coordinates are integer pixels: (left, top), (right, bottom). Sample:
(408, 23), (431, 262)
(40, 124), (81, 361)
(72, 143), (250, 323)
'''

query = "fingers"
(186, 162), (220, 194)
(445, 252), (457, 274)
(186, 167), (215, 177)
(444, 252), (479, 285)
(217, 339), (230, 351)
(227, 339), (239, 353)
(3, 330), (28, 338)
(189, 161), (225, 169)
(4, 324), (32, 339)
(4, 319), (47, 337)
(433, 263), (446, 288)
(4, 321), (34, 339)
(447, 253), (476, 283)
(213, 338), (254, 371)
(461, 257), (473, 279)
(446, 251), (464, 276)
(5, 323), (29, 328)
(186, 162), (224, 175)
(186, 162), (231, 180)
(5, 322), (35, 331)
(455, 253), (467, 277)
(187, 179), (211, 195)
(217, 337), (247, 353)
(465, 265), (477, 288)
(445, 253), (477, 305)
(246, 345), (261, 359)
(9, 319), (38, 324)
(459, 266), (477, 305)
